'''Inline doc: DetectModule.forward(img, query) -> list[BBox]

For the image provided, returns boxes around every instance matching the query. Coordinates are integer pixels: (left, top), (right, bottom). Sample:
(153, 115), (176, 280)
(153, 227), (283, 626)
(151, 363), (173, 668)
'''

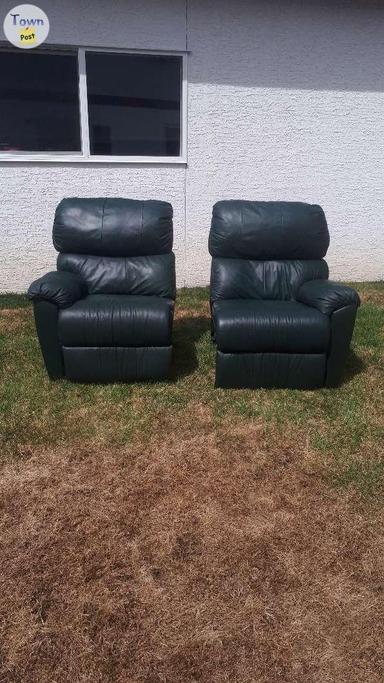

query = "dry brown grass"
(1, 412), (383, 683)
(0, 308), (29, 335)
(1, 286), (383, 681)
(358, 289), (384, 307)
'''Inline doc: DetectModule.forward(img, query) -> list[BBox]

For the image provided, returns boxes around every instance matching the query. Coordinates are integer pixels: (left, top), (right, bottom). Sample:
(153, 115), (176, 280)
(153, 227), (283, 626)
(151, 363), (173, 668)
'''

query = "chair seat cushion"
(59, 295), (174, 347)
(212, 300), (330, 353)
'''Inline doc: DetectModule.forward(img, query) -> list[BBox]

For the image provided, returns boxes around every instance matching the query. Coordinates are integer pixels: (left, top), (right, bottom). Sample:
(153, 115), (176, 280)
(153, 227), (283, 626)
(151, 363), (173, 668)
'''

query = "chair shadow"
(342, 349), (365, 385)
(169, 315), (211, 381)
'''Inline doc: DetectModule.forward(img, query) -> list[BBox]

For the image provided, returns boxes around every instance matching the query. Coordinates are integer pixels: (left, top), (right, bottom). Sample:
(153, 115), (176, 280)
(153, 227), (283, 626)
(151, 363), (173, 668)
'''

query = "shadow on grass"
(342, 349), (365, 384)
(170, 315), (210, 380)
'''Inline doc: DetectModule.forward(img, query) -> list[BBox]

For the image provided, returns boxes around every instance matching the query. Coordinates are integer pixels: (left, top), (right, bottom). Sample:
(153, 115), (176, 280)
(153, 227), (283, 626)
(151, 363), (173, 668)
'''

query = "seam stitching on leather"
(240, 204), (243, 253)
(101, 197), (107, 245)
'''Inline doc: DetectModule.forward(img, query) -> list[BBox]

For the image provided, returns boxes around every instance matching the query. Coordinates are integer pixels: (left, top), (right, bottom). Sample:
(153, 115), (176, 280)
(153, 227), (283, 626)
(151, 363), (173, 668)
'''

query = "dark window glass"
(86, 52), (181, 156)
(0, 51), (81, 152)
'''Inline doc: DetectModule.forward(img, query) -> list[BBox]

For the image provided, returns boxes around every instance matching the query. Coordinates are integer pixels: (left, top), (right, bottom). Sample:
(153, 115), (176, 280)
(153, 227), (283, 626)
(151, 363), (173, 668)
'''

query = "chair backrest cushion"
(209, 200), (330, 301)
(209, 200), (329, 259)
(58, 252), (176, 299)
(211, 258), (329, 301)
(54, 198), (175, 297)
(54, 198), (173, 256)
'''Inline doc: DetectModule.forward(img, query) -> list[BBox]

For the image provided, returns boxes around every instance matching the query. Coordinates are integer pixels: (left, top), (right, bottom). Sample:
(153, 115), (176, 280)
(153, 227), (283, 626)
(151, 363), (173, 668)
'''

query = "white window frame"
(0, 45), (187, 164)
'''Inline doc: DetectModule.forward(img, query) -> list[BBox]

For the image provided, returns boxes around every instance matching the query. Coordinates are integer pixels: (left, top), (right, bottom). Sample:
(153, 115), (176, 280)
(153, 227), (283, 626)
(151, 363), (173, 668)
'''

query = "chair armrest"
(296, 279), (360, 315)
(27, 271), (87, 309)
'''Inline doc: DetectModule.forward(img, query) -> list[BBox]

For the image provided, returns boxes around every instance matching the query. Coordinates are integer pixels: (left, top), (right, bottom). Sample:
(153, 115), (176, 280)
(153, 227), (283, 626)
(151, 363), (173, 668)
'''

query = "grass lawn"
(0, 284), (383, 682)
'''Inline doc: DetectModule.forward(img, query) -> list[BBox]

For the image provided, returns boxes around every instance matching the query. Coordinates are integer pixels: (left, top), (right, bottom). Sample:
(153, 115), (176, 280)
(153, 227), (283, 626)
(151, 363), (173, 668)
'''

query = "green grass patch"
(0, 284), (383, 498)
(331, 457), (384, 498)
(0, 293), (30, 309)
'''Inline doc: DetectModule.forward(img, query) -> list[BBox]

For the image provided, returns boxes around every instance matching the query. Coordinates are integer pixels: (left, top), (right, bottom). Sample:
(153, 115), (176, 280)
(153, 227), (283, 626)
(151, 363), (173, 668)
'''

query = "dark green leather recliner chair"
(209, 200), (360, 389)
(28, 198), (175, 382)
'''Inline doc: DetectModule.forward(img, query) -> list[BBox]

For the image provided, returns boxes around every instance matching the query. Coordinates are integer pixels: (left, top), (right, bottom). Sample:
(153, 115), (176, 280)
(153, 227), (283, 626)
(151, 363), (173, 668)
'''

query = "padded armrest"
(296, 279), (360, 315)
(27, 271), (87, 309)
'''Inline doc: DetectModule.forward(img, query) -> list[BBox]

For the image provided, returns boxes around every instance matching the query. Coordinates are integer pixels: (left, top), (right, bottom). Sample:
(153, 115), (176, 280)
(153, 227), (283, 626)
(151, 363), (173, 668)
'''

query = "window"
(0, 51), (80, 153)
(86, 53), (181, 157)
(0, 48), (185, 162)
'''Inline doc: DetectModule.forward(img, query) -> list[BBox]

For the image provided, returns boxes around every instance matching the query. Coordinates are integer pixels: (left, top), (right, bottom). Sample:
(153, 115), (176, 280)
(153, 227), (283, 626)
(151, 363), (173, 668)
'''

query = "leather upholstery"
(33, 301), (64, 379)
(211, 258), (328, 301)
(212, 300), (329, 353)
(59, 295), (174, 347)
(28, 270), (87, 309)
(28, 198), (175, 382)
(57, 252), (175, 298)
(53, 198), (173, 256)
(216, 351), (326, 389)
(209, 201), (329, 259)
(326, 305), (358, 386)
(297, 279), (360, 315)
(63, 347), (172, 383)
(209, 200), (360, 389)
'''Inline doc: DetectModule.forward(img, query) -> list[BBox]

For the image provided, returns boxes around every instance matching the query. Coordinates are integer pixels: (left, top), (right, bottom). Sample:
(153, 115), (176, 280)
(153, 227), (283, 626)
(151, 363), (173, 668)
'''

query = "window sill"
(0, 154), (187, 164)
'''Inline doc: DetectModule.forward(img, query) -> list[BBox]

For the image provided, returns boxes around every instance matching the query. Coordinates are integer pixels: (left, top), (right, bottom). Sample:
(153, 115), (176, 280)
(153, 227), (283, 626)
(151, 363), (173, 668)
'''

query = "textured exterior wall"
(9, 0), (187, 51)
(1, 0), (384, 291)
(186, 0), (384, 284)
(0, 0), (187, 291)
(0, 165), (186, 288)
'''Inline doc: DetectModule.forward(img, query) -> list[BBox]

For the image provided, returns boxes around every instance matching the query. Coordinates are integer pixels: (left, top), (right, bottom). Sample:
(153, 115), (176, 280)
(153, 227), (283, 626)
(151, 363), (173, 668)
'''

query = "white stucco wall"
(1, 0), (384, 291)
(186, 0), (384, 284)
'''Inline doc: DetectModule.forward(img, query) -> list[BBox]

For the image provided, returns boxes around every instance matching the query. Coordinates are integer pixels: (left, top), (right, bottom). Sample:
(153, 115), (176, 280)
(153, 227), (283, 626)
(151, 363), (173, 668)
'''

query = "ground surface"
(0, 285), (383, 682)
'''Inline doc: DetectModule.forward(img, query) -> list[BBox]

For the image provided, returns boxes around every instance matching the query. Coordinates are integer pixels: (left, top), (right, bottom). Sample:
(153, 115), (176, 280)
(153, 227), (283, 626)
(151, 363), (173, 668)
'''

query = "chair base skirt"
(215, 350), (326, 389)
(63, 346), (172, 383)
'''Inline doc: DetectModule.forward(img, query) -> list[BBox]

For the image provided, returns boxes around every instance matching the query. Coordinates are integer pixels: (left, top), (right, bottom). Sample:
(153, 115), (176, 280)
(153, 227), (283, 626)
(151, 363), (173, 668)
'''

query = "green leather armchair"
(28, 198), (176, 383)
(209, 201), (360, 389)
